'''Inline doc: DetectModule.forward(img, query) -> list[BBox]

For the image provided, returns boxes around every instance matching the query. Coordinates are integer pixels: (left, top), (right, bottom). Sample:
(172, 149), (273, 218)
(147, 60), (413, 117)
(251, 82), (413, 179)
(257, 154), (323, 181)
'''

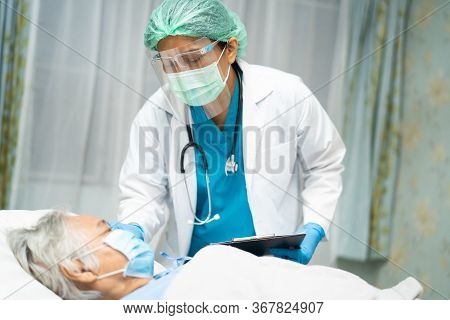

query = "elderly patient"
(8, 211), (423, 300)
(7, 211), (151, 299)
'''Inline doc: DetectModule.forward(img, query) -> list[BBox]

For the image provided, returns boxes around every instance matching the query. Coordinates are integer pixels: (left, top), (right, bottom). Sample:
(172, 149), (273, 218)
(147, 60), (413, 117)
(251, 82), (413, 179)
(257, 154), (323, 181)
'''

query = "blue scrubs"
(188, 80), (256, 257)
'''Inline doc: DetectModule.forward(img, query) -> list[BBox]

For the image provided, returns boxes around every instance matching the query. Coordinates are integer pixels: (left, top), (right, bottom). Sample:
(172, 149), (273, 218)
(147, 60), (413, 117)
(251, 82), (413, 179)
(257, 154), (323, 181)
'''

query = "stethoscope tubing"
(180, 62), (243, 225)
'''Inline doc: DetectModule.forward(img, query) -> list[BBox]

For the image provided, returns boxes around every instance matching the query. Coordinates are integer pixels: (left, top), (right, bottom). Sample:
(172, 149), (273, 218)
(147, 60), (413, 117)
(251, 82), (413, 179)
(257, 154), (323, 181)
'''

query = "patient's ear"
(59, 260), (97, 284)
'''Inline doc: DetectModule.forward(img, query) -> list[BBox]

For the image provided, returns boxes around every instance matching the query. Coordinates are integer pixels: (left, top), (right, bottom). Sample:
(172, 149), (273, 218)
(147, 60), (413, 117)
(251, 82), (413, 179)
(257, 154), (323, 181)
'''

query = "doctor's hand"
(107, 221), (145, 241)
(270, 223), (325, 265)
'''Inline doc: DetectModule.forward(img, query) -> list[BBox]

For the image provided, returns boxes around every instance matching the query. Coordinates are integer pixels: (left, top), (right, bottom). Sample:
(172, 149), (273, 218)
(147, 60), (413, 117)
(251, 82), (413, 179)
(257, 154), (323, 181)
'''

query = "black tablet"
(212, 233), (306, 256)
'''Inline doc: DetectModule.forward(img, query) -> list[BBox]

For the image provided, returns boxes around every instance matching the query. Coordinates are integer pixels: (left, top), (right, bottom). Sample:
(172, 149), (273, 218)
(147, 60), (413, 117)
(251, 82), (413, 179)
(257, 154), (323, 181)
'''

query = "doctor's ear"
(225, 37), (238, 64)
(59, 260), (97, 284)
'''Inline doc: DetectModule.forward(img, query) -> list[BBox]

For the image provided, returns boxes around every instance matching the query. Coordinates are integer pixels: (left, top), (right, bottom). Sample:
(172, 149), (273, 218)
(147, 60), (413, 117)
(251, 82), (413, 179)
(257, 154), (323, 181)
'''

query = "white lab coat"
(118, 60), (346, 263)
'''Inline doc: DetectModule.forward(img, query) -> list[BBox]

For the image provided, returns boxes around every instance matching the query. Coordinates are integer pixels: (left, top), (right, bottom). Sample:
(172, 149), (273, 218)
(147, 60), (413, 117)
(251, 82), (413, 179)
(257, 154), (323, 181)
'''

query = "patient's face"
(66, 215), (128, 276)
(59, 215), (150, 299)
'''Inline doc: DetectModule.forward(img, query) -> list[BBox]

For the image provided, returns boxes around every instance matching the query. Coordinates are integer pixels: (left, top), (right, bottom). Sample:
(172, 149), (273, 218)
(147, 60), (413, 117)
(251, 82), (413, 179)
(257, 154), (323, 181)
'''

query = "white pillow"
(0, 210), (61, 300)
(0, 209), (166, 300)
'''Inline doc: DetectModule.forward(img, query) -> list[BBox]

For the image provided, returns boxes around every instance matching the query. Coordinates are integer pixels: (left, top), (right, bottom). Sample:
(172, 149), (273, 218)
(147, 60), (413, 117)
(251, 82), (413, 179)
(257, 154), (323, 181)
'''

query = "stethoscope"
(180, 63), (243, 225)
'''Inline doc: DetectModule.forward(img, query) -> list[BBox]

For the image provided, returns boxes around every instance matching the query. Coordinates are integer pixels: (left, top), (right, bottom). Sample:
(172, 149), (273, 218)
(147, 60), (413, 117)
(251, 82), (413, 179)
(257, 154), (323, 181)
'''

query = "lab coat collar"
(237, 59), (273, 104)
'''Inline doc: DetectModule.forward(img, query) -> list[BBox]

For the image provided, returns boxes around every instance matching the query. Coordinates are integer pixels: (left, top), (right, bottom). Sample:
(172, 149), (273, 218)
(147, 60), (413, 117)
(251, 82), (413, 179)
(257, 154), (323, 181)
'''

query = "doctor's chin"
(1, 0), (449, 314)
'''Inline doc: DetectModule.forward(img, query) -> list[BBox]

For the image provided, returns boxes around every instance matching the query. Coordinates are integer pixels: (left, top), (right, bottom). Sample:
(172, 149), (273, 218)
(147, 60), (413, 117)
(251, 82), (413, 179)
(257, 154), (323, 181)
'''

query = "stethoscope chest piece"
(225, 154), (238, 176)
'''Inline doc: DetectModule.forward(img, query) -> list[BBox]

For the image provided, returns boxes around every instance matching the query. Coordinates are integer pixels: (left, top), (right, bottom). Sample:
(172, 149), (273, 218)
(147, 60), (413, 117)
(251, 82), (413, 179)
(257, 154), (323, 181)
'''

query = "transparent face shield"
(149, 37), (232, 124)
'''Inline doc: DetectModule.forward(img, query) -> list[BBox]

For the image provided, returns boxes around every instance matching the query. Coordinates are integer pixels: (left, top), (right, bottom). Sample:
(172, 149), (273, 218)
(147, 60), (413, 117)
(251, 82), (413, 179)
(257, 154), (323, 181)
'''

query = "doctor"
(117, 0), (346, 266)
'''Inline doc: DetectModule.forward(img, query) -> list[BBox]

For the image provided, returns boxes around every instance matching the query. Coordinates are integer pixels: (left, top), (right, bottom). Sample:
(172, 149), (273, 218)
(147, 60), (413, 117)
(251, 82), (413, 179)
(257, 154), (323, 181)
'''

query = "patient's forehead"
(65, 215), (109, 239)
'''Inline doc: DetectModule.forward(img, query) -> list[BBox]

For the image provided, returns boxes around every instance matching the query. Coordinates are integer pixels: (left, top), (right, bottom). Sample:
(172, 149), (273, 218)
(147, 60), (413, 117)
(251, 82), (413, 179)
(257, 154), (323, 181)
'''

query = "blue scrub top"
(188, 79), (256, 257)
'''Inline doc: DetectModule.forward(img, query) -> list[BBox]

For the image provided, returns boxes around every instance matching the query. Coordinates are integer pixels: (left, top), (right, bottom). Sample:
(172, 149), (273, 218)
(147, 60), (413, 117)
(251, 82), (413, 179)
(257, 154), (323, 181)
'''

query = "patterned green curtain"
(0, 0), (30, 208)
(337, 0), (411, 260)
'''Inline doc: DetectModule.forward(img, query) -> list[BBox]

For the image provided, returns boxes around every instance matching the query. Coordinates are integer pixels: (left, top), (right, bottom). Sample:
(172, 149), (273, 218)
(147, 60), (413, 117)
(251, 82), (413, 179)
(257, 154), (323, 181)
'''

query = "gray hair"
(7, 210), (102, 299)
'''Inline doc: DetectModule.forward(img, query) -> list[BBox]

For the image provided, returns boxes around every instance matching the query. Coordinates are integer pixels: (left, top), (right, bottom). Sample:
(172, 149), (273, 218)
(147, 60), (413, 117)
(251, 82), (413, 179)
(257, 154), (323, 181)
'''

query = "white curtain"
(11, 0), (342, 222)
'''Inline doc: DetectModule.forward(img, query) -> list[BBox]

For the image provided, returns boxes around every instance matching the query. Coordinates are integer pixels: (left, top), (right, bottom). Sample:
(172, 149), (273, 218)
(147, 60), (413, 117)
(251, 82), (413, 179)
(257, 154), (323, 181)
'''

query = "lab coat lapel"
(168, 116), (196, 256)
(239, 60), (273, 191)
(238, 60), (275, 236)
(241, 81), (259, 190)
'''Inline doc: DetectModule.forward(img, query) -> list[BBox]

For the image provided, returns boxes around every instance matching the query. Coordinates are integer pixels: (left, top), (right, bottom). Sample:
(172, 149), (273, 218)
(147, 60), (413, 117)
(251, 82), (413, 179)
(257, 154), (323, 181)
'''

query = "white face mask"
(166, 46), (231, 107)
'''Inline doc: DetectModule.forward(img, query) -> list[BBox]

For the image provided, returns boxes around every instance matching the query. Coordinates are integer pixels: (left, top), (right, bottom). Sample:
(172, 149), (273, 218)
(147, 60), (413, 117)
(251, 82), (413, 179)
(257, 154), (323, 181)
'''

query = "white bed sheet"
(163, 245), (424, 300)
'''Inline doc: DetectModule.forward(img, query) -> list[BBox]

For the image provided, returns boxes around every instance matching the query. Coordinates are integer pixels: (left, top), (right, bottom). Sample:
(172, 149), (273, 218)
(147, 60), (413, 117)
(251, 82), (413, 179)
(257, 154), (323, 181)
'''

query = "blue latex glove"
(270, 223), (325, 264)
(107, 221), (145, 241)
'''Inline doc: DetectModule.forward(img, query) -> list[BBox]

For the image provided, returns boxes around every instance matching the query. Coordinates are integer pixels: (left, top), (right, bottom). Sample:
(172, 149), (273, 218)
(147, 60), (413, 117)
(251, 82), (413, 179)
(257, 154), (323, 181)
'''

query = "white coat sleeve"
(296, 80), (346, 240)
(118, 106), (169, 242)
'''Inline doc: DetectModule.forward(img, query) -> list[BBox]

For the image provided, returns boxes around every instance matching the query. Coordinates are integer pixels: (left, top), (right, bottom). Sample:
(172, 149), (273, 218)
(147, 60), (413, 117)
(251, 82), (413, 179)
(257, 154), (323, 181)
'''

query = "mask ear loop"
(74, 242), (128, 280)
(216, 41), (231, 83)
(96, 268), (126, 280)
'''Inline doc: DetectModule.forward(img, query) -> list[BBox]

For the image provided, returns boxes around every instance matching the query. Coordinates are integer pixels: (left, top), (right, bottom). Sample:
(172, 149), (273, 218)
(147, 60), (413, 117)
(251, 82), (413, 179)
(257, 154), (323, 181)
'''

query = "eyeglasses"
(151, 38), (221, 71)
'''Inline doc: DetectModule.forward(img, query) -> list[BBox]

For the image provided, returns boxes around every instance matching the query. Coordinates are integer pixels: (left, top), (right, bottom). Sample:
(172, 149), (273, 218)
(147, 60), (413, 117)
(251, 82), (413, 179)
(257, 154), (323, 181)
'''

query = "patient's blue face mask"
(79, 229), (154, 280)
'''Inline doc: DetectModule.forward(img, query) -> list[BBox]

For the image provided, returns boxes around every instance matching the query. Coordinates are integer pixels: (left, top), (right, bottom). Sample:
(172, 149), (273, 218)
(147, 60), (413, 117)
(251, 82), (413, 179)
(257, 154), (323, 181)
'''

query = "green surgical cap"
(144, 0), (247, 58)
